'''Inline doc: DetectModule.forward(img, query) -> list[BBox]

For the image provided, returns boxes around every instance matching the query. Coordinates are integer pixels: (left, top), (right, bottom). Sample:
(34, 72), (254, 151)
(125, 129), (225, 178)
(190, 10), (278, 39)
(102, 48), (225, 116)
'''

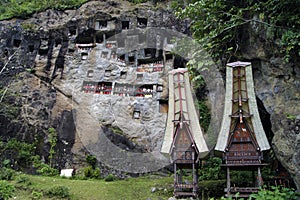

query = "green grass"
(10, 174), (174, 200)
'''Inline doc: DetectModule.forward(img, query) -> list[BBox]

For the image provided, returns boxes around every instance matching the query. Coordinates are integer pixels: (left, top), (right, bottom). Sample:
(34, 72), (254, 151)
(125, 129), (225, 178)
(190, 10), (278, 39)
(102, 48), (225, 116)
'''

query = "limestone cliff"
(0, 0), (299, 188)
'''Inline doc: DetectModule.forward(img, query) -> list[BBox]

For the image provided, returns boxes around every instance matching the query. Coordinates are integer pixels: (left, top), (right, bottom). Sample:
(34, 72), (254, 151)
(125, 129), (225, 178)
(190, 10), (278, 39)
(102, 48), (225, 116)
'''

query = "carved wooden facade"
(216, 61), (270, 197)
(162, 68), (209, 198)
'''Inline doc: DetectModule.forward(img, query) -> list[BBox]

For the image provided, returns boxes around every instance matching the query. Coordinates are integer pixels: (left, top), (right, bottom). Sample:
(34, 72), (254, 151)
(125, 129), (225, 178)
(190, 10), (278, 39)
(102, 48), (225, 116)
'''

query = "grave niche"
(135, 84), (154, 97)
(28, 45), (34, 52)
(173, 56), (187, 69)
(95, 82), (112, 94)
(144, 48), (156, 58)
(136, 73), (143, 81)
(137, 57), (163, 73)
(128, 55), (135, 64)
(104, 70), (111, 77)
(121, 21), (130, 30)
(82, 81), (96, 93)
(133, 109), (140, 119)
(81, 52), (88, 60)
(87, 70), (93, 78)
(96, 32), (104, 43)
(158, 99), (168, 113)
(13, 39), (22, 47)
(137, 17), (147, 28)
(96, 20), (107, 30)
(118, 54), (125, 62)
(69, 26), (77, 36)
(101, 51), (109, 59)
(111, 51), (117, 60)
(38, 48), (48, 56)
(156, 84), (163, 92)
(114, 83), (134, 96)
(165, 53), (173, 62)
(120, 71), (126, 79)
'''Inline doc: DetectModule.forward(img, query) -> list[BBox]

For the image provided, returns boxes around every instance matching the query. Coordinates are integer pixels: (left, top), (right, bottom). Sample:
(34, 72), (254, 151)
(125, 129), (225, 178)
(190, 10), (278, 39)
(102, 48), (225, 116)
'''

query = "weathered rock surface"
(0, 0), (185, 175)
(240, 22), (300, 188)
(0, 0), (299, 188)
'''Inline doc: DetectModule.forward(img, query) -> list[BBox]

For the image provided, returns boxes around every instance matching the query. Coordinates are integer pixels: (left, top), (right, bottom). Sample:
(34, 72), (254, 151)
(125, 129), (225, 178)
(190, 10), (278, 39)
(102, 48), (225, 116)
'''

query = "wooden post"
(227, 167), (231, 196)
(192, 152), (197, 193)
(174, 162), (177, 194)
(257, 166), (262, 187)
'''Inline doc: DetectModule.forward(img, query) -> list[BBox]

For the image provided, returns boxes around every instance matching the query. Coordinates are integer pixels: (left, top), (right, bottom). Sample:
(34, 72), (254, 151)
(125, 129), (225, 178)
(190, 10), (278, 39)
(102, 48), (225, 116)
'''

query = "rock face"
(239, 21), (300, 188)
(0, 0), (299, 188)
(0, 1), (186, 174)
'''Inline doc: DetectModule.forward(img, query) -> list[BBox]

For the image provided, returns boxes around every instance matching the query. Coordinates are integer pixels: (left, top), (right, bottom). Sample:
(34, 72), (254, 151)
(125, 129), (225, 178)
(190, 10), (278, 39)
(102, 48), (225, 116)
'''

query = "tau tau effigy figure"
(161, 68), (209, 198)
(215, 61), (271, 198)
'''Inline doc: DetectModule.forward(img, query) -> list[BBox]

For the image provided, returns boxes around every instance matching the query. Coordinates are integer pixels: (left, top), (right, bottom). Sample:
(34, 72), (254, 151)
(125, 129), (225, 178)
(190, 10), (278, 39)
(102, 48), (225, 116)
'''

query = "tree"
(176, 0), (300, 63)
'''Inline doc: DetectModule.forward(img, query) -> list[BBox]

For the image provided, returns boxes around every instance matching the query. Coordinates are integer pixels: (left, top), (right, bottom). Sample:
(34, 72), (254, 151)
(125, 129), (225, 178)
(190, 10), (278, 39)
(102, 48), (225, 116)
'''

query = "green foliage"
(104, 174), (117, 182)
(0, 88), (20, 119)
(0, 180), (15, 200)
(249, 186), (300, 200)
(286, 114), (297, 120)
(198, 180), (226, 199)
(0, 0), (89, 20)
(83, 166), (101, 179)
(32, 155), (58, 176)
(16, 174), (31, 186)
(48, 127), (57, 167)
(197, 100), (211, 132)
(31, 190), (43, 199)
(176, 0), (300, 63)
(36, 163), (59, 176)
(21, 23), (37, 32)
(199, 157), (224, 181)
(0, 168), (15, 181)
(86, 154), (97, 169)
(0, 138), (35, 169)
(2, 160), (10, 168)
(46, 185), (70, 198)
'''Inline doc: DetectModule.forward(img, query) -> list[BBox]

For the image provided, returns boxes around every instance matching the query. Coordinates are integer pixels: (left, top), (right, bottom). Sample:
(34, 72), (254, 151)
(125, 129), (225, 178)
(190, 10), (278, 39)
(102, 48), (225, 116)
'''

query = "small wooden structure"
(161, 68), (209, 198)
(215, 61), (270, 198)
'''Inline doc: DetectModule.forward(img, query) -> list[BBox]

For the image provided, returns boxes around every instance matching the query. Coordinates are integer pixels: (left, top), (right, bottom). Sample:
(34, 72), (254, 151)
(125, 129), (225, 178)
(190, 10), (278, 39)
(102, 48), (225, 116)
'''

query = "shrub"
(199, 157), (224, 181)
(0, 180), (15, 200)
(104, 174), (117, 182)
(16, 174), (31, 187)
(86, 155), (97, 169)
(249, 186), (300, 200)
(36, 163), (59, 176)
(83, 166), (101, 179)
(0, 168), (15, 181)
(31, 190), (43, 199)
(46, 185), (70, 198)
(198, 180), (226, 199)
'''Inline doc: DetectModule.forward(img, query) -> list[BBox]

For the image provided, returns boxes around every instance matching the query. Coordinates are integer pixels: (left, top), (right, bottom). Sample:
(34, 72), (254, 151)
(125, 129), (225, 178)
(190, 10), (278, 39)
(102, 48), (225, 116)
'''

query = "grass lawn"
(10, 174), (174, 200)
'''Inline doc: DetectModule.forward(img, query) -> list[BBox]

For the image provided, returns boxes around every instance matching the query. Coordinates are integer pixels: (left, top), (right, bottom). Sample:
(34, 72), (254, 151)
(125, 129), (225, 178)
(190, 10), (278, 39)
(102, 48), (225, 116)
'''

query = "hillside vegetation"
(0, 0), (88, 20)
